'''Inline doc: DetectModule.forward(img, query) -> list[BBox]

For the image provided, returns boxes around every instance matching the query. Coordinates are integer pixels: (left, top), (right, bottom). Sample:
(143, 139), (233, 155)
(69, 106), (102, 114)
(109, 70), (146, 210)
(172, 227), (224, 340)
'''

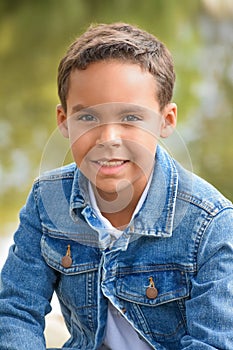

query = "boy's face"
(57, 60), (176, 202)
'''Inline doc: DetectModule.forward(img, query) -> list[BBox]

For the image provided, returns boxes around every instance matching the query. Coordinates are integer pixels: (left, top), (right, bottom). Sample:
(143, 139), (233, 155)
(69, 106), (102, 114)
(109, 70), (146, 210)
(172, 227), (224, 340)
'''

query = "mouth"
(91, 159), (130, 175)
(95, 159), (129, 167)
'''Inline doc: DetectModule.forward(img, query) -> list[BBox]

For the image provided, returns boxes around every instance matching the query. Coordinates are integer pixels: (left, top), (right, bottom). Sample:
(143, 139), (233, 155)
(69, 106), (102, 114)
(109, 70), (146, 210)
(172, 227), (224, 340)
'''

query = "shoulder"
(34, 163), (77, 183)
(174, 160), (232, 216)
(31, 163), (80, 202)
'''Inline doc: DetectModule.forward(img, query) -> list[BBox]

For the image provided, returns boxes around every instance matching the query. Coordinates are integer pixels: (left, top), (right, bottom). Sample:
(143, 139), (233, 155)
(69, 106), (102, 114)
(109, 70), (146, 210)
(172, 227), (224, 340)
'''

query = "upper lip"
(92, 158), (129, 165)
(92, 156), (128, 162)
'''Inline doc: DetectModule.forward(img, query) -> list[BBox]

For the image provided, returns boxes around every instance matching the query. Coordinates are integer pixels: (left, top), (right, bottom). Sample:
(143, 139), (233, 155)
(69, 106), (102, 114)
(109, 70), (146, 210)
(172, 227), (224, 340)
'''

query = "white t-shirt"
(88, 178), (153, 350)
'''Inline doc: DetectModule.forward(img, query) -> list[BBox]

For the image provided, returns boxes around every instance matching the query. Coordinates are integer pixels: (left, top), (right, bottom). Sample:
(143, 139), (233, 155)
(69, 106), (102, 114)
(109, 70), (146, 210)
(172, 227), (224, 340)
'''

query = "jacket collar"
(131, 145), (178, 237)
(70, 145), (178, 238)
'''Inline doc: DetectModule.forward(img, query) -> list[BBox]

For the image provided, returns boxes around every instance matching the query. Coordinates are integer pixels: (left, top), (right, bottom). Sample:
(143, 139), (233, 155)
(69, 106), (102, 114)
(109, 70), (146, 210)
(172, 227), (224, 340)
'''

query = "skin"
(57, 60), (177, 228)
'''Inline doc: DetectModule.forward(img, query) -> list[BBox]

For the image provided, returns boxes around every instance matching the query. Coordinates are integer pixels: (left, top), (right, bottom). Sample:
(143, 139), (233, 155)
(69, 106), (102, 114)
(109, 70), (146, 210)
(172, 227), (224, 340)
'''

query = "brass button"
(61, 244), (72, 268)
(146, 276), (158, 299)
(61, 255), (72, 268)
(146, 286), (158, 299)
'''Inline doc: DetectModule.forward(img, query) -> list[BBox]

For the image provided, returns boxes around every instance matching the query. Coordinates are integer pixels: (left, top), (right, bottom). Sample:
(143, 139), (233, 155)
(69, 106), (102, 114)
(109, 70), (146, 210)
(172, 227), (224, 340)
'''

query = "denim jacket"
(0, 145), (233, 350)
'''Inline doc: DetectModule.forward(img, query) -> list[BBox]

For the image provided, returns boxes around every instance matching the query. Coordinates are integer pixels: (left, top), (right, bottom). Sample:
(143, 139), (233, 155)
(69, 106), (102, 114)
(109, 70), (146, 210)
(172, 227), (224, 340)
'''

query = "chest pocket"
(116, 265), (189, 305)
(41, 234), (100, 314)
(41, 234), (100, 275)
(115, 265), (190, 343)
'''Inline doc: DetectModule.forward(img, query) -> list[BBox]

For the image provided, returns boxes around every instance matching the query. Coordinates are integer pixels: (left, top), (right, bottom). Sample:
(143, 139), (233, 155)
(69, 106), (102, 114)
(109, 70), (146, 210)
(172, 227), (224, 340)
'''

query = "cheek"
(126, 136), (157, 174)
(130, 132), (157, 157)
(69, 133), (92, 167)
(143, 133), (158, 151)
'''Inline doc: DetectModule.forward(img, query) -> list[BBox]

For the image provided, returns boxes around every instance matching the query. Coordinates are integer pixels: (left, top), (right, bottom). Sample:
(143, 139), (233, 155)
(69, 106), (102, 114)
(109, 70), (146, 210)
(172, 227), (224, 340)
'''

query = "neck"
(92, 176), (150, 229)
(101, 197), (139, 230)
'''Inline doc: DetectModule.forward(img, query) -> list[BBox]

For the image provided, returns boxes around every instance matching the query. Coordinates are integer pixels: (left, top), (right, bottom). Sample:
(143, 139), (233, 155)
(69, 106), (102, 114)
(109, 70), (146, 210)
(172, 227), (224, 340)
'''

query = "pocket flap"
(116, 265), (189, 306)
(41, 234), (99, 275)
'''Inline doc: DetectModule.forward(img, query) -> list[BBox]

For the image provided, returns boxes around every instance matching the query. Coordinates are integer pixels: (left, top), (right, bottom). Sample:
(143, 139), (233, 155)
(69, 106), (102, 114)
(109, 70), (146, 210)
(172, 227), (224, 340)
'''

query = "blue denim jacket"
(0, 145), (233, 350)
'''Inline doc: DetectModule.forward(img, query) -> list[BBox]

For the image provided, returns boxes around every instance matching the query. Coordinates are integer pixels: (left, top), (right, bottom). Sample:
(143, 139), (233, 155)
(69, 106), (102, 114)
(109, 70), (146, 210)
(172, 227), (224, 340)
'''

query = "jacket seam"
(192, 208), (232, 270)
(177, 190), (232, 216)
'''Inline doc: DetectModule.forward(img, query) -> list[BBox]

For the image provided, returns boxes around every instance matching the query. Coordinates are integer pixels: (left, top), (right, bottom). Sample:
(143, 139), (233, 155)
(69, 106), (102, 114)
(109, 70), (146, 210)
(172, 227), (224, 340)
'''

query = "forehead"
(66, 60), (159, 114)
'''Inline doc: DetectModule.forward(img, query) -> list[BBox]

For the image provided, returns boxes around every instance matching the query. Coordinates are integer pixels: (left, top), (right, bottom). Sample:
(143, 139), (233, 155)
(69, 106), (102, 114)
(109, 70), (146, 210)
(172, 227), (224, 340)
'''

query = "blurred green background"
(0, 0), (233, 236)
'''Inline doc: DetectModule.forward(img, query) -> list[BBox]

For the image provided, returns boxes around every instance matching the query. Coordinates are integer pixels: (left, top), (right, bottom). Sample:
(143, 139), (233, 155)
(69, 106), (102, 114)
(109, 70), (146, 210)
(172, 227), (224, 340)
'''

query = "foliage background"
(0, 0), (233, 235)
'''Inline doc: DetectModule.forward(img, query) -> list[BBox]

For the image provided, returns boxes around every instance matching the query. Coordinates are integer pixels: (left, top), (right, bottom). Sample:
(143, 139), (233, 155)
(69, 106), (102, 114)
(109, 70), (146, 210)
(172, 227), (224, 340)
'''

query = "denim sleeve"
(0, 183), (58, 349)
(181, 208), (233, 349)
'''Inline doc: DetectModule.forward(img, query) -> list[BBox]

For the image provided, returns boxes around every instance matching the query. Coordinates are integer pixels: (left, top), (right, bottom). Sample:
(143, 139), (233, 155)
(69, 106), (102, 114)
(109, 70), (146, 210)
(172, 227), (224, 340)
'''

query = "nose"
(96, 123), (122, 147)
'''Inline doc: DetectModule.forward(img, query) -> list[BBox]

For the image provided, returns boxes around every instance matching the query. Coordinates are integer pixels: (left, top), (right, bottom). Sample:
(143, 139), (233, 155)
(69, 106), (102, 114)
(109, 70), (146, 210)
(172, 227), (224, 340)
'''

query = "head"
(57, 22), (176, 113)
(56, 23), (177, 210)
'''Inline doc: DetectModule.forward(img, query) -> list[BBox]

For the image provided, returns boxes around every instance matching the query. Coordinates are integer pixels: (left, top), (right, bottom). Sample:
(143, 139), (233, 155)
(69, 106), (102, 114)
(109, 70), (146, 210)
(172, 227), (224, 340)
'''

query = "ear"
(160, 103), (177, 138)
(56, 104), (69, 138)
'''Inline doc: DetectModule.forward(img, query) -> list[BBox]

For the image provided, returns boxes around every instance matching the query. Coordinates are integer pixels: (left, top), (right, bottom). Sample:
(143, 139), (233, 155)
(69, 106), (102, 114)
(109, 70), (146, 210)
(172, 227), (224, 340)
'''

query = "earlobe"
(160, 103), (177, 138)
(56, 104), (69, 138)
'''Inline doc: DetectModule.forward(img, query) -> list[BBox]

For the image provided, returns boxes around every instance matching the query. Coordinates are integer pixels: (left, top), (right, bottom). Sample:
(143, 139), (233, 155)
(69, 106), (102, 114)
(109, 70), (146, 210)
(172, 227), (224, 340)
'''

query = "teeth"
(97, 160), (125, 167)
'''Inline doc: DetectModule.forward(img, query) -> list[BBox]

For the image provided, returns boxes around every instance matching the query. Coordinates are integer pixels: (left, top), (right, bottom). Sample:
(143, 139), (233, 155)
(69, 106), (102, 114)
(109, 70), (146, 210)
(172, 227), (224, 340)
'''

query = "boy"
(0, 22), (233, 350)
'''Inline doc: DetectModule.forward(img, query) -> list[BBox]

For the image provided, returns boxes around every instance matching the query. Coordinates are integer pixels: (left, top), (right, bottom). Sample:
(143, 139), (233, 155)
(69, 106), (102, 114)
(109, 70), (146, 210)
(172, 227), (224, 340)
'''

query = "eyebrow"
(70, 103), (155, 116)
(70, 104), (87, 114)
(116, 106), (148, 114)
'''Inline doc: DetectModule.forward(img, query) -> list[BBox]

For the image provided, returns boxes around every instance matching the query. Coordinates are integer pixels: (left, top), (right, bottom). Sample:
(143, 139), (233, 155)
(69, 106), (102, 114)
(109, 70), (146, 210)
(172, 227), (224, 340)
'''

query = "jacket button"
(61, 255), (72, 268)
(61, 244), (72, 268)
(146, 286), (158, 299)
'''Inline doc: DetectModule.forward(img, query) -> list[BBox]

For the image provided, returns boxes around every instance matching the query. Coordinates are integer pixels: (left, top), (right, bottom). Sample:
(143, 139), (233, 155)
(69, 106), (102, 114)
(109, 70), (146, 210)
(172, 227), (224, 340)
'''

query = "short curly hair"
(57, 22), (176, 112)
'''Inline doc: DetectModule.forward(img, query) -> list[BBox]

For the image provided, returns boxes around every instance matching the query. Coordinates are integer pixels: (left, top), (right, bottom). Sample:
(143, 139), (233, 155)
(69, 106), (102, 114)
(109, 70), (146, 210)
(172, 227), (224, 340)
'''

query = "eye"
(77, 114), (97, 122)
(122, 114), (142, 122)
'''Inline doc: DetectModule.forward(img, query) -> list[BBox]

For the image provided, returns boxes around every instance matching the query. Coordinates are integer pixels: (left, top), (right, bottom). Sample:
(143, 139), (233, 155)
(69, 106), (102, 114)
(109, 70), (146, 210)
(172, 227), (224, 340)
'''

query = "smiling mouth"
(94, 159), (129, 167)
